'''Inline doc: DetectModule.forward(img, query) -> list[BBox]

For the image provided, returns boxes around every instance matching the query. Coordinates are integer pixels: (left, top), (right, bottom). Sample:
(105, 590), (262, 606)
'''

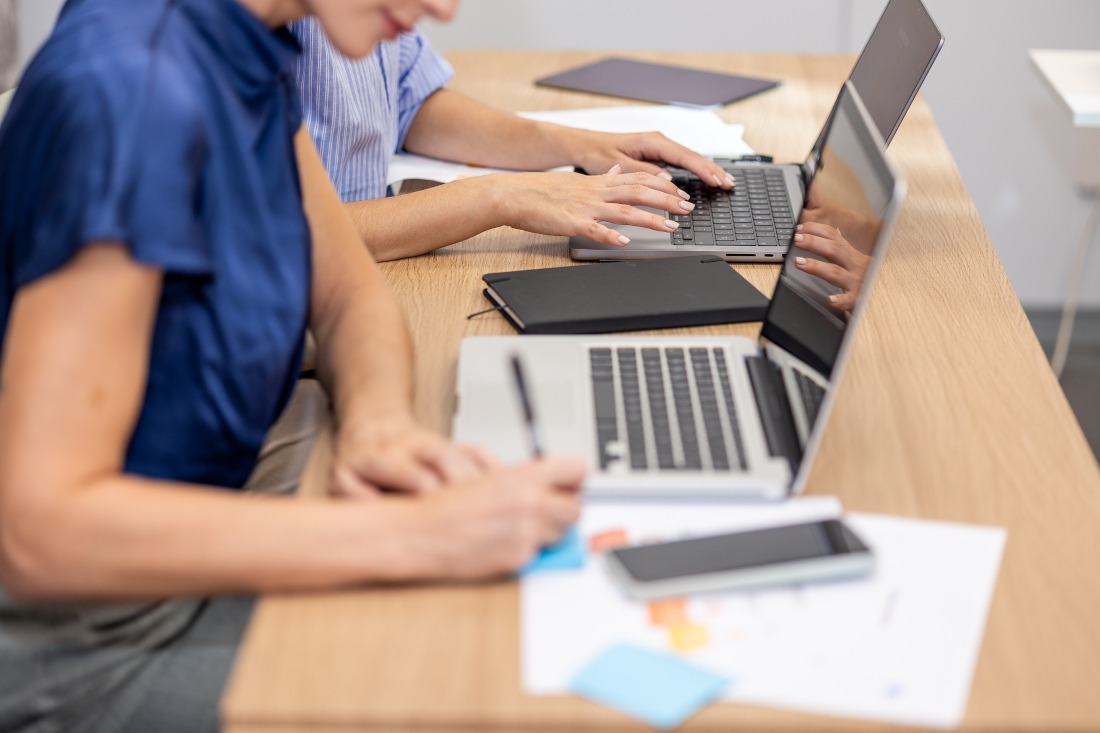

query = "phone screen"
(610, 520), (866, 583)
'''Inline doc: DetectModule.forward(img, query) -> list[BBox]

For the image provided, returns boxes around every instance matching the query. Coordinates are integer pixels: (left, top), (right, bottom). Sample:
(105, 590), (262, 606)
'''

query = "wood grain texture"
(223, 52), (1100, 733)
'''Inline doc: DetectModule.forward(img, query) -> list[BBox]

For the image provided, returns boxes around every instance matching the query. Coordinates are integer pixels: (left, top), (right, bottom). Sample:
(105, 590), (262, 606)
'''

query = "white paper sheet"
(522, 500), (1006, 730)
(519, 105), (754, 158)
(386, 153), (571, 188)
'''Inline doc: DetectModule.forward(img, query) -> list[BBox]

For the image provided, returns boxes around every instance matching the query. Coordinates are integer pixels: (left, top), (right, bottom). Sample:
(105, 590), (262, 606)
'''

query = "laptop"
(454, 82), (906, 500)
(568, 0), (941, 264)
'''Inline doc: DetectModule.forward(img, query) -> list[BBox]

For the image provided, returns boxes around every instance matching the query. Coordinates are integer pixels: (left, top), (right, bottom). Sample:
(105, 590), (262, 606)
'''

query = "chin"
(325, 28), (385, 60)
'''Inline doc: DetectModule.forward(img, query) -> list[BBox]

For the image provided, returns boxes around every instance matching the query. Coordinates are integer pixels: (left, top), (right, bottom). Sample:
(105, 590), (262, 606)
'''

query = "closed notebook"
(482, 256), (769, 335)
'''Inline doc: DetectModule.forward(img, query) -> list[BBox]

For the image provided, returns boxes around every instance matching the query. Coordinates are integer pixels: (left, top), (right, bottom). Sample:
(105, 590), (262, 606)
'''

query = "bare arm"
(345, 89), (736, 261)
(0, 244), (429, 601)
(403, 89), (733, 183)
(0, 130), (587, 603)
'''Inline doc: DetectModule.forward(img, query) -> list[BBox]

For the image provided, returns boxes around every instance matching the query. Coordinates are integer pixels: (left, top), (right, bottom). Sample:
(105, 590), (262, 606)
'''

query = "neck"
(236, 0), (307, 28)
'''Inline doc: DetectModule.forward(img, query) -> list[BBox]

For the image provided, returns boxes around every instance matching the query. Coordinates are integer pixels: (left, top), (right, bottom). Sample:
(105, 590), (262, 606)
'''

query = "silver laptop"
(454, 83), (906, 500)
(569, 0), (941, 264)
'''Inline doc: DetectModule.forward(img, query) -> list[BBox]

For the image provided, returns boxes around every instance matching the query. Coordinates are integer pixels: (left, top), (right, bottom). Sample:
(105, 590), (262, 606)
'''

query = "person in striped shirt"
(291, 21), (735, 260)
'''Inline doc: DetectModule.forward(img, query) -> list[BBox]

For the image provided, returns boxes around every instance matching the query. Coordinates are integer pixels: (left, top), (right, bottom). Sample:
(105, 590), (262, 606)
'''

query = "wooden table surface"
(222, 51), (1100, 733)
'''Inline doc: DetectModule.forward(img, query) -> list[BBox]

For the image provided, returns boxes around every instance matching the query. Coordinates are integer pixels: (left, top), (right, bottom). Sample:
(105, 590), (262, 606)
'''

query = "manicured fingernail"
(795, 224), (803, 231)
(712, 175), (723, 186)
(679, 201), (695, 211)
(608, 164), (622, 174)
(828, 294), (840, 303)
(795, 256), (807, 265)
(658, 170), (674, 181)
(794, 233), (803, 242)
(618, 234), (631, 245)
(725, 174), (736, 187)
(665, 220), (679, 229)
(678, 188), (690, 200)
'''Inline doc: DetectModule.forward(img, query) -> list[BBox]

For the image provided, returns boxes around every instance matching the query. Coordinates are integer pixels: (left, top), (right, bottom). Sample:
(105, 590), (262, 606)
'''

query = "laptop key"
(693, 232), (716, 245)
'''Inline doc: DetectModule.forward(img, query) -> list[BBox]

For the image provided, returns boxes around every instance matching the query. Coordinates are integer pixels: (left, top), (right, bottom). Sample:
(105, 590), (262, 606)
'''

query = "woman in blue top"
(0, 0), (584, 731)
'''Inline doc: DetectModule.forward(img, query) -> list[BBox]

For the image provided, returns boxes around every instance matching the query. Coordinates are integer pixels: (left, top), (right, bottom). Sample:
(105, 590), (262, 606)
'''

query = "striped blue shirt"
(290, 20), (453, 202)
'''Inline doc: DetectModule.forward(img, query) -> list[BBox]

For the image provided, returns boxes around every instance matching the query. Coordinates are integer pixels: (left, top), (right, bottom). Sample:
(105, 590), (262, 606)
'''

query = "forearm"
(297, 128), (417, 424)
(403, 89), (586, 171)
(0, 473), (430, 602)
(345, 174), (512, 260)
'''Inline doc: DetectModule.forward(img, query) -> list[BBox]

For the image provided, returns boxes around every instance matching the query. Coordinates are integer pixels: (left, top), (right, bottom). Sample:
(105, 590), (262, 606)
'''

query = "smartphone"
(604, 519), (873, 600)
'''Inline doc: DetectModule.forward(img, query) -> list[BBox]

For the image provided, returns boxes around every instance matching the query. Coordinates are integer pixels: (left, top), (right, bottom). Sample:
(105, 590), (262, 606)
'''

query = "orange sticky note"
(589, 529), (629, 553)
(648, 598), (687, 627)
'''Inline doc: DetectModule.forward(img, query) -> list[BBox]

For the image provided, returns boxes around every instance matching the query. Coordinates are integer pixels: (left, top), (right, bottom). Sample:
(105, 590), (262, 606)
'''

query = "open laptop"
(454, 82), (906, 500)
(569, 0), (941, 264)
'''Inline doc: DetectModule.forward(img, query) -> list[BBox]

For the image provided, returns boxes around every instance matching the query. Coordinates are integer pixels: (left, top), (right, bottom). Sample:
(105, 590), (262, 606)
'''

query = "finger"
(330, 462), (383, 500)
(574, 217), (634, 247)
(421, 440), (489, 486)
(793, 255), (857, 292)
(796, 221), (843, 240)
(604, 181), (694, 217)
(458, 442), (501, 472)
(631, 133), (734, 189)
(591, 201), (684, 235)
(827, 291), (859, 312)
(537, 493), (583, 547)
(792, 232), (847, 269)
(610, 157), (670, 179)
(514, 455), (588, 494)
(355, 453), (444, 495)
(608, 170), (691, 201)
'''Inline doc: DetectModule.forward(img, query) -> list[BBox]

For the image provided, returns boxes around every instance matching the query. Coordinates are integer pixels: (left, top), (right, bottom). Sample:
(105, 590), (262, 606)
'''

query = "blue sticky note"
(569, 644), (730, 729)
(522, 526), (585, 574)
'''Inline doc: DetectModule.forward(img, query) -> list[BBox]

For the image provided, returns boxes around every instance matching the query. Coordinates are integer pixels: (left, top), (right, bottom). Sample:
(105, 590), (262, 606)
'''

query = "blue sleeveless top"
(0, 0), (311, 489)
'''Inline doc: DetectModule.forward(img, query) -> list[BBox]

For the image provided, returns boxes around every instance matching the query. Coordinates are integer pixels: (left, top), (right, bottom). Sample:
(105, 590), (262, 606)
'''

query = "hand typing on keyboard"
(496, 165), (701, 248)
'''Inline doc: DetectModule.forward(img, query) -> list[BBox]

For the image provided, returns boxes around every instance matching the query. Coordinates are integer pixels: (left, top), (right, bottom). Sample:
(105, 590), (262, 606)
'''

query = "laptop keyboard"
(588, 346), (747, 472)
(792, 368), (826, 429)
(668, 167), (796, 249)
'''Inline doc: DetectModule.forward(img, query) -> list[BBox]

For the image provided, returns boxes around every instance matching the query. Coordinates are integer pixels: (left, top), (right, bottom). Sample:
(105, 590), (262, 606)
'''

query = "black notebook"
(482, 256), (769, 335)
(535, 57), (780, 108)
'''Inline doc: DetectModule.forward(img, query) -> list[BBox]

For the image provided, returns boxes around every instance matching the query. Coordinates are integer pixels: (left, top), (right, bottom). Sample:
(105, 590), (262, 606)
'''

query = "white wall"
(14, 0), (60, 72)
(12, 0), (1100, 308)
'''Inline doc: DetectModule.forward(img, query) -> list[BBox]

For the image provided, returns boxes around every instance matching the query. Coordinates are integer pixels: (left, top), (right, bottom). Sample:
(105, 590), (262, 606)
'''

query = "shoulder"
(15, 9), (204, 147)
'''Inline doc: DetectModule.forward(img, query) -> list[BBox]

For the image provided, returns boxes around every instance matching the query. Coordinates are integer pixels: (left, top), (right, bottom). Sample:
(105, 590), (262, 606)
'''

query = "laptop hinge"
(745, 355), (802, 473)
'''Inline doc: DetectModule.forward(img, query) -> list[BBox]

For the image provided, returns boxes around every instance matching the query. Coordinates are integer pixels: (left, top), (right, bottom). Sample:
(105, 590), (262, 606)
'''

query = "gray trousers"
(0, 379), (327, 733)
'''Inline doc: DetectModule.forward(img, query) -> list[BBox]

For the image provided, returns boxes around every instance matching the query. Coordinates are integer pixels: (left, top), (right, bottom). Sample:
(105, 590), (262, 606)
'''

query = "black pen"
(509, 353), (544, 458)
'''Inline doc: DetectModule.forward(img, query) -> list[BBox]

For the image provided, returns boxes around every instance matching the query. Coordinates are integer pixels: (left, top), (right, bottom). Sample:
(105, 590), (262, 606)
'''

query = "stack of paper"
(522, 497), (1006, 729)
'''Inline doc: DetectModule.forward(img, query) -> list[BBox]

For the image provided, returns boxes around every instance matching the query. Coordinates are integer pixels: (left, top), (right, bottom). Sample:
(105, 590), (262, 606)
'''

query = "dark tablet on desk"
(536, 57), (780, 108)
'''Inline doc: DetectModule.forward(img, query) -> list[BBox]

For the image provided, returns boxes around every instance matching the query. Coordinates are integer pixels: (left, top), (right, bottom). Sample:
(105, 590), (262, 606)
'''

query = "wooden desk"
(222, 52), (1100, 733)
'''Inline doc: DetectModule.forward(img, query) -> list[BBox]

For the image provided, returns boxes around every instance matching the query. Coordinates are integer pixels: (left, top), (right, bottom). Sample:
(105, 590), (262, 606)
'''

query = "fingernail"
(828, 294), (840, 303)
(608, 164), (622, 174)
(712, 175), (723, 187)
(679, 201), (695, 211)
(794, 233), (803, 242)
(665, 220), (679, 229)
(618, 234), (631, 245)
(795, 256), (807, 265)
(658, 170), (674, 181)
(795, 224), (803, 231)
(725, 174), (736, 187)
(678, 188), (690, 200)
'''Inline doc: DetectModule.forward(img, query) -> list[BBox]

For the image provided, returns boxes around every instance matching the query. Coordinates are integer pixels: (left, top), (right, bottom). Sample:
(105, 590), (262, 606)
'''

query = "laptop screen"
(760, 81), (901, 379)
(807, 0), (943, 175)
